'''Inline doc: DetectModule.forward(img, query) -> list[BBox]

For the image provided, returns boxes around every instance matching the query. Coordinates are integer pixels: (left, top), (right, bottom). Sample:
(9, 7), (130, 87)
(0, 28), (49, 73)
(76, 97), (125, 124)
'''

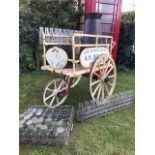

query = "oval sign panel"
(46, 47), (68, 69)
(80, 47), (109, 68)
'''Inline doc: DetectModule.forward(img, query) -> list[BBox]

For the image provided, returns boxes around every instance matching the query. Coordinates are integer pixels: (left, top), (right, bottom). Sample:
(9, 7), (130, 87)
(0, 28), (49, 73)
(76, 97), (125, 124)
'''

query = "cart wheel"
(89, 54), (117, 101)
(66, 75), (82, 88)
(43, 78), (68, 108)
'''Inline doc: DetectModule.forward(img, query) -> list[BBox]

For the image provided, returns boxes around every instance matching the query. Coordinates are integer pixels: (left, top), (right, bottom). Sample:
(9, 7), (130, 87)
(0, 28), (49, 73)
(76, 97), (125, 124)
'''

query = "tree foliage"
(19, 1), (135, 71)
(117, 11), (135, 68)
(19, 0), (80, 72)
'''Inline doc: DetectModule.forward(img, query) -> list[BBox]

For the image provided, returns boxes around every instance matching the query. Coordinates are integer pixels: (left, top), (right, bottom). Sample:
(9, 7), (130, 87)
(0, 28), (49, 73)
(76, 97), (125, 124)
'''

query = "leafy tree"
(19, 1), (135, 71)
(117, 11), (135, 68)
(19, 0), (80, 72)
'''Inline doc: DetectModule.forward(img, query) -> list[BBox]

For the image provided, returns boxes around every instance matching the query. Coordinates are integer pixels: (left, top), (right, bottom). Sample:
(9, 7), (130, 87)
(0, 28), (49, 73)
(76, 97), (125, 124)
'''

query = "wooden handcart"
(41, 30), (116, 108)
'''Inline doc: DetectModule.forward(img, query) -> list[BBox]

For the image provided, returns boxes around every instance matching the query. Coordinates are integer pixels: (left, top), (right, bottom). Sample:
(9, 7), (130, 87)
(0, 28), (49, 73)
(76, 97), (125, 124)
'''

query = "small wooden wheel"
(89, 54), (117, 101)
(43, 78), (69, 108)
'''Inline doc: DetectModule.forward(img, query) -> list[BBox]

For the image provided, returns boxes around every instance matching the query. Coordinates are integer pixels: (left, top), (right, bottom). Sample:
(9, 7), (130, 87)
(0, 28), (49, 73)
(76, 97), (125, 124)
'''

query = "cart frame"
(41, 32), (116, 108)
(41, 33), (114, 78)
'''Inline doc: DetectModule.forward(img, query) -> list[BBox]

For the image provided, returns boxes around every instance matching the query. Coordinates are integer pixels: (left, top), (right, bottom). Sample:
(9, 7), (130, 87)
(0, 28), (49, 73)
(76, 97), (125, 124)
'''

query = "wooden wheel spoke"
(108, 74), (116, 79)
(54, 81), (57, 89)
(97, 85), (102, 99)
(93, 72), (101, 78)
(102, 57), (105, 72)
(104, 60), (110, 73)
(45, 93), (55, 101)
(91, 79), (101, 86)
(92, 83), (101, 96)
(105, 66), (114, 77)
(58, 81), (64, 90)
(101, 83), (104, 98)
(56, 97), (59, 104)
(66, 75), (81, 88)
(46, 88), (53, 92)
(105, 83), (110, 95)
(49, 96), (56, 106)
(97, 62), (102, 75)
(59, 86), (68, 92)
(107, 81), (114, 87)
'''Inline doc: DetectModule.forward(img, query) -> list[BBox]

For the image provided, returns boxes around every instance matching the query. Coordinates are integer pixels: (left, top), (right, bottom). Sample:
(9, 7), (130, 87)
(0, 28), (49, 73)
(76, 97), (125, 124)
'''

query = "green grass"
(19, 70), (135, 155)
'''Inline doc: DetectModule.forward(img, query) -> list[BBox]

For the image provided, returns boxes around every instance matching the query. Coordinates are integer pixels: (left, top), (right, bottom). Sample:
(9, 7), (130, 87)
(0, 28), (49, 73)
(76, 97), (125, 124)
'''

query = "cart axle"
(104, 76), (109, 83)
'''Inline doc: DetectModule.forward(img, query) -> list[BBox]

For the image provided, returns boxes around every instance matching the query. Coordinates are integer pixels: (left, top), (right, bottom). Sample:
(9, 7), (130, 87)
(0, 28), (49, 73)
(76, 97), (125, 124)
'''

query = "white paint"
(46, 47), (68, 69)
(80, 47), (109, 68)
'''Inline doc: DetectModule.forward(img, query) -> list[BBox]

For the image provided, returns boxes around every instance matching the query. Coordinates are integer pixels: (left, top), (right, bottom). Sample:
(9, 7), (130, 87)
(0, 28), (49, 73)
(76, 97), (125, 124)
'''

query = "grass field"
(19, 69), (135, 155)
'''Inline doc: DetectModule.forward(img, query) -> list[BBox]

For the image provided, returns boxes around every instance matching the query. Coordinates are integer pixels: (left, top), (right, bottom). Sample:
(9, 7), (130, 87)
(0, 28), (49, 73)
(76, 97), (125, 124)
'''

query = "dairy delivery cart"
(40, 28), (116, 108)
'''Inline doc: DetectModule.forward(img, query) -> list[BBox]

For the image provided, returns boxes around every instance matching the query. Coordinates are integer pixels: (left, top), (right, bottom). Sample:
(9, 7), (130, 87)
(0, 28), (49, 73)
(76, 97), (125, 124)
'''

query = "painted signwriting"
(80, 47), (109, 68)
(46, 47), (68, 69)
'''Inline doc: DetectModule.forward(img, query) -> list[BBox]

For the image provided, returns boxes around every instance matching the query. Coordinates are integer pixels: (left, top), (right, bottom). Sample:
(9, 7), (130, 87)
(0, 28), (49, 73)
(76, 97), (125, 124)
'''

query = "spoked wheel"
(89, 54), (117, 101)
(66, 75), (82, 88)
(43, 78), (69, 108)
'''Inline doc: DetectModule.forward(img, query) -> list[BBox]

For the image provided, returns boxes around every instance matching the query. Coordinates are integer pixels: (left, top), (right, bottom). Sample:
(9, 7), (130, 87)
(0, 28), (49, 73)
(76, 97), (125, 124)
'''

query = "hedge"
(117, 11), (135, 69)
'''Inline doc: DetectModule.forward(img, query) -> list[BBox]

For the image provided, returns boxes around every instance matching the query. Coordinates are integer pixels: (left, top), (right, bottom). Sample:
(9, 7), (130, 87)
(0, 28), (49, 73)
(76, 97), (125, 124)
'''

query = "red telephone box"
(78, 0), (122, 62)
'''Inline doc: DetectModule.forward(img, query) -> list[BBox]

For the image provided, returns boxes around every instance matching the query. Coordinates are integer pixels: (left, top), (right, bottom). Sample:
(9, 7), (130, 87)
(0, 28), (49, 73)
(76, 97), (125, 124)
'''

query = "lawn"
(19, 69), (135, 155)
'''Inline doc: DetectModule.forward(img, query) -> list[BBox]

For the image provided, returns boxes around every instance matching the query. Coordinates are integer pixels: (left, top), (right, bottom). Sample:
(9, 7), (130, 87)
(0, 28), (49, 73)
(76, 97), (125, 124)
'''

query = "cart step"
(77, 91), (134, 122)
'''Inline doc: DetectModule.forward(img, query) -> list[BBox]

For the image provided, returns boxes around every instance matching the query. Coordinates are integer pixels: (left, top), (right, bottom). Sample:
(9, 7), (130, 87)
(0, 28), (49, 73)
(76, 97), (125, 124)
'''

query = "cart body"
(40, 28), (117, 108)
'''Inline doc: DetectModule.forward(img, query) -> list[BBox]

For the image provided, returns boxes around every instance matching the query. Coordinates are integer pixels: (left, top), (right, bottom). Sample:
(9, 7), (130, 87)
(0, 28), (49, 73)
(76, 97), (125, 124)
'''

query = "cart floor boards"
(77, 91), (134, 122)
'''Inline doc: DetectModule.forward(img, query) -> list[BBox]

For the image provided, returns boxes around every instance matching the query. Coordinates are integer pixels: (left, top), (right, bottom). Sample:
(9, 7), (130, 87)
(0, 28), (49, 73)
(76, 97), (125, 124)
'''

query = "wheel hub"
(57, 91), (66, 97)
(103, 76), (109, 83)
(53, 90), (59, 96)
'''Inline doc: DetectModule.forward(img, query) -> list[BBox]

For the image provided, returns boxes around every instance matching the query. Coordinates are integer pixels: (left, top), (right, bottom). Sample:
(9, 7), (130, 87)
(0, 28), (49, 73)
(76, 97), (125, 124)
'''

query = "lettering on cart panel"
(80, 47), (109, 68)
(46, 47), (68, 69)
